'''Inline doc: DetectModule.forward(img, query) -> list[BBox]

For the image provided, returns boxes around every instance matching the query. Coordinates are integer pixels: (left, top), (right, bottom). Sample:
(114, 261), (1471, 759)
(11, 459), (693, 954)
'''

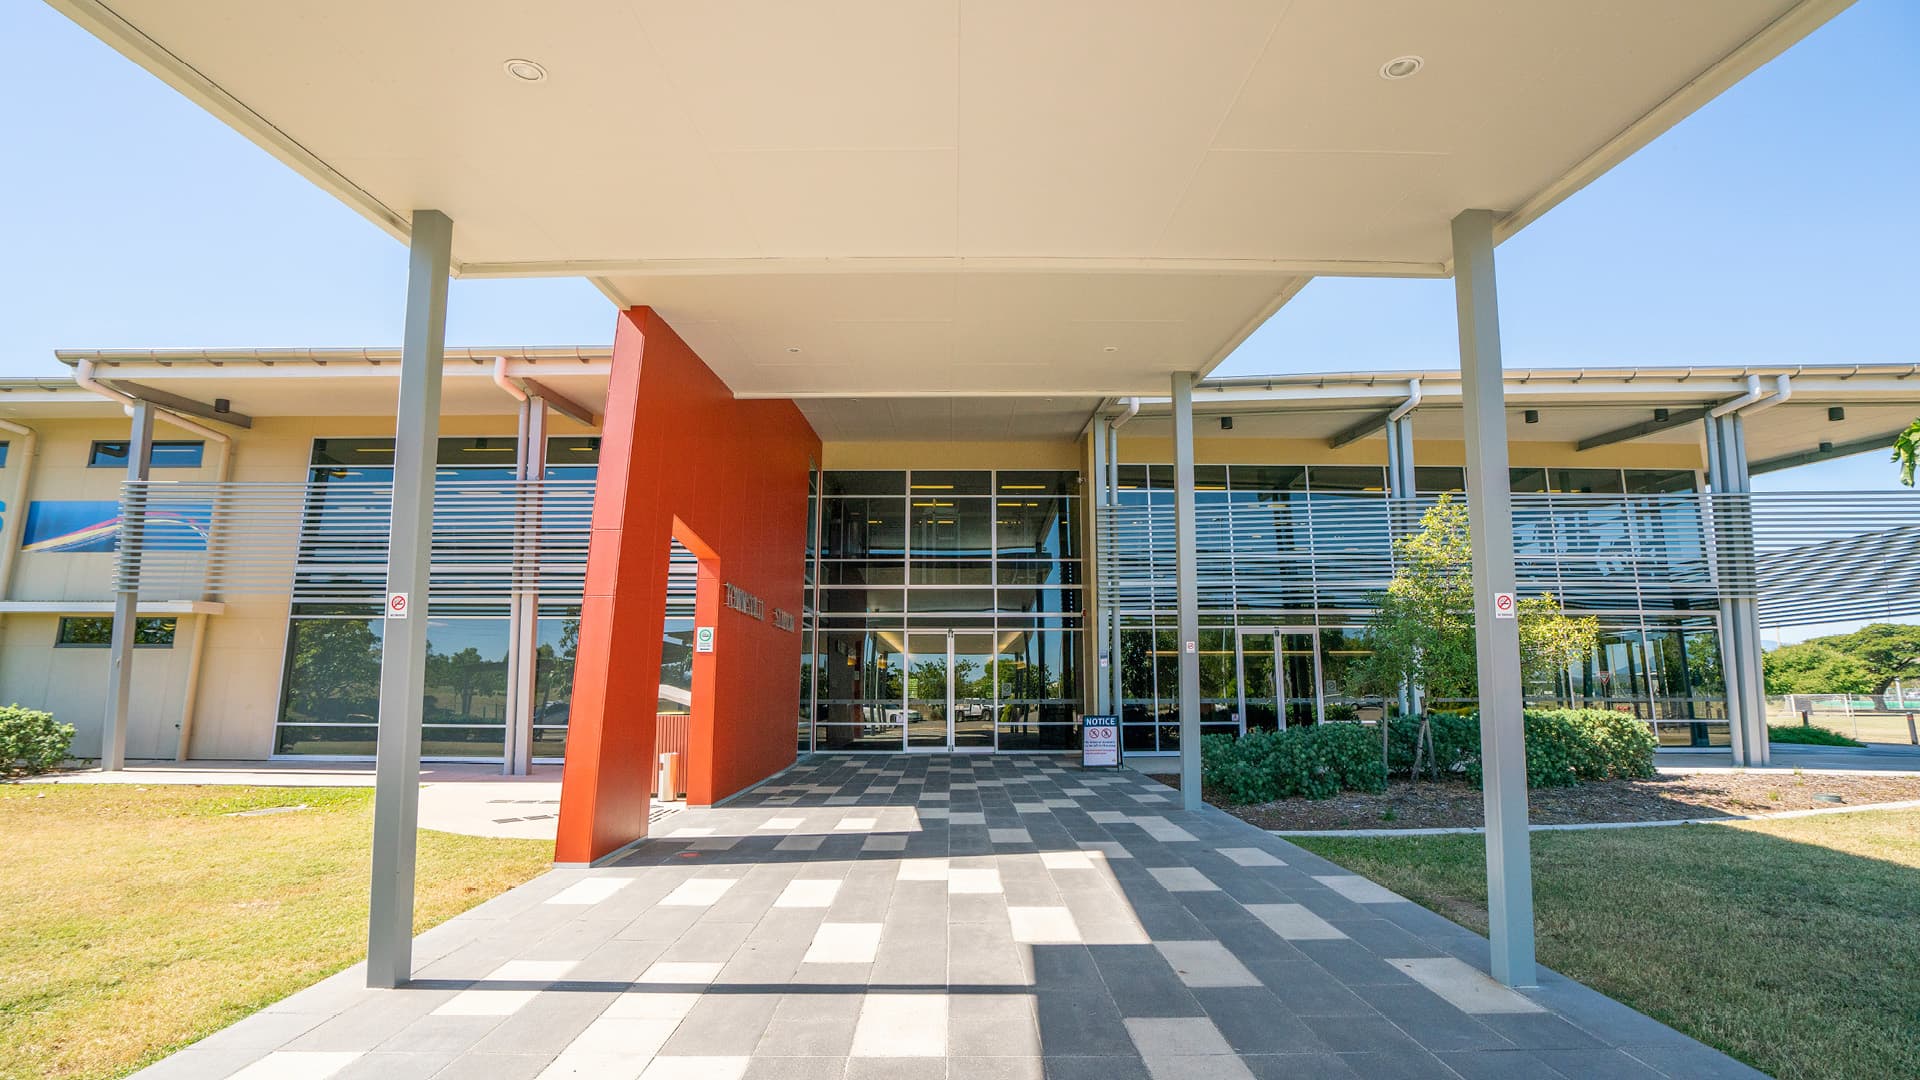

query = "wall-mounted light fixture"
(1523, 410), (1540, 425)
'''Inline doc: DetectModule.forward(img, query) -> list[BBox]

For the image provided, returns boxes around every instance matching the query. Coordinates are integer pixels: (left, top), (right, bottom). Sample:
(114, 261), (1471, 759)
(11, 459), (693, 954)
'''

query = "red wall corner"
(555, 307), (820, 864)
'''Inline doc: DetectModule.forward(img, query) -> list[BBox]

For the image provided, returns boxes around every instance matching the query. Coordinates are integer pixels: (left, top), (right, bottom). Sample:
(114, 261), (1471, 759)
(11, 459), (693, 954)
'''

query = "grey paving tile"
(1042, 1055), (1154, 1080)
(427, 1052), (556, 1080)
(743, 1057), (847, 1080)
(374, 1015), (505, 1054)
(1188, 988), (1326, 1055)
(1621, 1043), (1772, 1079)
(126, 1048), (267, 1080)
(333, 1050), (456, 1080)
(1435, 1049), (1575, 1079)
(1533, 1048), (1671, 1080)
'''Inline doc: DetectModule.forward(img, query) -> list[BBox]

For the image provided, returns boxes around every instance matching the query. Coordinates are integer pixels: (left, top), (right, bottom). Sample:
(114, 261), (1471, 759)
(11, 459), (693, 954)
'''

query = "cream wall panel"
(0, 613), (192, 761)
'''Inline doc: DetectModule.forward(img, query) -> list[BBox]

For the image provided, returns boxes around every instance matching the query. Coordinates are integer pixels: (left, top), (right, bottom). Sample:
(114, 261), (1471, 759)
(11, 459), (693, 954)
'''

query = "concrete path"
(1658, 742), (1920, 775)
(28, 760), (600, 840)
(131, 754), (1761, 1080)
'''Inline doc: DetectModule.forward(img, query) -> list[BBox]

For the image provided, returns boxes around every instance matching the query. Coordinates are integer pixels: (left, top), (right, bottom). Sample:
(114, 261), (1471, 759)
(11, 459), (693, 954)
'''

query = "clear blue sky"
(1, 0), (1914, 507)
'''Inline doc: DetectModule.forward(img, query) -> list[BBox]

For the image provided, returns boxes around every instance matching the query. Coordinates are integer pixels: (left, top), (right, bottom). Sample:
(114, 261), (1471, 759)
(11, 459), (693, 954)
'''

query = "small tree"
(1894, 418), (1918, 487)
(1353, 495), (1599, 708)
(1762, 643), (1878, 696)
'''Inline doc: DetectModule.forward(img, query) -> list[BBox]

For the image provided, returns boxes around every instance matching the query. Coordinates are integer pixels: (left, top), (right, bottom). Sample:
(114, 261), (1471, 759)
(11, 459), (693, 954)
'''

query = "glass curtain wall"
(806, 469), (1083, 751)
(1114, 461), (1718, 753)
(274, 435), (600, 761)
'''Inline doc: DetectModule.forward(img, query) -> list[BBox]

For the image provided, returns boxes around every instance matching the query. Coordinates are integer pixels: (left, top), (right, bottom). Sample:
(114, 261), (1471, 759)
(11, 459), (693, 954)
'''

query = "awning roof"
(50, 0), (1852, 397)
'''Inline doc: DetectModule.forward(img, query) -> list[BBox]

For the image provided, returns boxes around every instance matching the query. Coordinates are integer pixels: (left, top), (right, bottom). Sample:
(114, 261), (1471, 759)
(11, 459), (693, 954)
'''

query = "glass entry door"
(1280, 631), (1320, 726)
(1238, 629), (1322, 730)
(906, 630), (997, 750)
(1237, 630), (1279, 732)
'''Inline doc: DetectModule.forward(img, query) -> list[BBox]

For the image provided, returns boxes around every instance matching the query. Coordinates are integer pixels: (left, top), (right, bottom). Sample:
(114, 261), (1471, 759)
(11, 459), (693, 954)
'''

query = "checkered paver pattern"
(133, 755), (1764, 1079)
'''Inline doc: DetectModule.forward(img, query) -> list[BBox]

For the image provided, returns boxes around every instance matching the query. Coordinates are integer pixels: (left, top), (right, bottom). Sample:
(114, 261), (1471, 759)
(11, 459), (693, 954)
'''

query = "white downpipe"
(493, 356), (538, 775)
(1709, 375), (1767, 418)
(492, 355), (529, 403)
(1111, 396), (1141, 430)
(1387, 378), (1423, 422)
(1739, 374), (1792, 418)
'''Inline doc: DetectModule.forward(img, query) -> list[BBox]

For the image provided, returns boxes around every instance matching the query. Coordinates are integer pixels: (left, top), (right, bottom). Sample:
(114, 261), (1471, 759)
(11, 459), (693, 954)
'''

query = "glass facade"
(273, 435), (596, 761)
(1112, 462), (1727, 750)
(802, 469), (1085, 751)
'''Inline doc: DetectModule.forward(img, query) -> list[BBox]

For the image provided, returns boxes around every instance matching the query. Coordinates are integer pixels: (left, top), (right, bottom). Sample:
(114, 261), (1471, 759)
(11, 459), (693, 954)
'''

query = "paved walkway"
(28, 761), (618, 840)
(1658, 742), (1920, 775)
(133, 755), (1762, 1080)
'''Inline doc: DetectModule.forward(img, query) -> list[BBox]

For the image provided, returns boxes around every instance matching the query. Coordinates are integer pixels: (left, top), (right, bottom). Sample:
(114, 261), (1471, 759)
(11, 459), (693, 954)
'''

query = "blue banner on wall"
(20, 501), (211, 554)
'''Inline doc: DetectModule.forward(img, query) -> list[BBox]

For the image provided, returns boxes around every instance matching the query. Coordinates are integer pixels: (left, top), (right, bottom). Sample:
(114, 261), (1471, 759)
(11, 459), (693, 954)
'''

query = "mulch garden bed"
(1150, 770), (1920, 830)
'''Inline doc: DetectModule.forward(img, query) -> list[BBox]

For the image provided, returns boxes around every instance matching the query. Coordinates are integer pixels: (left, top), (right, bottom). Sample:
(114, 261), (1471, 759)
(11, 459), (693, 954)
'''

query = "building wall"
(0, 410), (592, 761)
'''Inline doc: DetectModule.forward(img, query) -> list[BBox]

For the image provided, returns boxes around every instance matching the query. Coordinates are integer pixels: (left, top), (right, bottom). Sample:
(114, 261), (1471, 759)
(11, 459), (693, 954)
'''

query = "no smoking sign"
(1492, 591), (1516, 619)
(386, 592), (410, 620)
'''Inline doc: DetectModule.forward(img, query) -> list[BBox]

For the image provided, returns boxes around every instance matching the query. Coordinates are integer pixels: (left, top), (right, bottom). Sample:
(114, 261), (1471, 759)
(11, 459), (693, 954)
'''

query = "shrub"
(1200, 722), (1385, 804)
(0, 705), (74, 777)
(1767, 724), (1865, 747)
(1386, 707), (1657, 789)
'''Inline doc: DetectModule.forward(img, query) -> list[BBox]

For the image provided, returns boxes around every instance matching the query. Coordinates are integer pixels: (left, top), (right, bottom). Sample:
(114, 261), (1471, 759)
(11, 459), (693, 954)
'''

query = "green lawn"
(1294, 809), (1920, 1080)
(0, 784), (555, 1080)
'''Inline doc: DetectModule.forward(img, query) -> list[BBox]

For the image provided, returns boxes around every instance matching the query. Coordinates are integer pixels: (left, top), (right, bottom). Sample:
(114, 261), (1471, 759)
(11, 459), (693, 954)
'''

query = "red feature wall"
(555, 307), (819, 865)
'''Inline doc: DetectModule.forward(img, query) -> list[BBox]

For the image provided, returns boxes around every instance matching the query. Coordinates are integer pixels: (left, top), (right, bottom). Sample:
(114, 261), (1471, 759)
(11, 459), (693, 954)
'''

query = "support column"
(368, 210), (453, 990)
(1089, 422), (1109, 716)
(1385, 415), (1416, 502)
(1452, 208), (1536, 987)
(503, 395), (548, 776)
(1705, 413), (1769, 767)
(102, 402), (154, 771)
(1107, 424), (1123, 728)
(1171, 373), (1201, 810)
(1385, 414), (1417, 718)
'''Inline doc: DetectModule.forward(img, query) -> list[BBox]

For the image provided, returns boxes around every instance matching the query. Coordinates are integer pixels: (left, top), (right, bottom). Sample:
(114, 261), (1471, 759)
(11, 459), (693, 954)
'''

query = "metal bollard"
(1907, 712), (1917, 746)
(1801, 709), (1811, 727)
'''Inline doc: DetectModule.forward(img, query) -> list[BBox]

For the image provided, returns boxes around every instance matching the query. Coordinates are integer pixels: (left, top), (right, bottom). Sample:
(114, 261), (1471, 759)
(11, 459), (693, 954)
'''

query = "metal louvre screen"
(113, 478), (595, 606)
(1096, 491), (1920, 627)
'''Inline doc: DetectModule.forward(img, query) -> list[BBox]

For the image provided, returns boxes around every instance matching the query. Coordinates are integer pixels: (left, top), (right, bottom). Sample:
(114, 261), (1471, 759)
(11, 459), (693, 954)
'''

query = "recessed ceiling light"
(1380, 55), (1424, 80)
(1102, 345), (1119, 353)
(785, 346), (802, 354)
(503, 58), (548, 83)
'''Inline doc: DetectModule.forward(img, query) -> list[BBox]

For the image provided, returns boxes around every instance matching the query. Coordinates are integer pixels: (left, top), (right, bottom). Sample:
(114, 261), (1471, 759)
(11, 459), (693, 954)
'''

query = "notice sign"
(385, 592), (409, 620)
(695, 626), (716, 653)
(1082, 714), (1119, 767)
(1493, 591), (1517, 619)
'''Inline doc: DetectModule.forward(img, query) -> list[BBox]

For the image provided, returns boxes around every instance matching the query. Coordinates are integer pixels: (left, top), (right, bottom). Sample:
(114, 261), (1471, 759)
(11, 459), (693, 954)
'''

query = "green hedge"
(1199, 723), (1385, 804)
(0, 705), (74, 778)
(1201, 708), (1657, 804)
(1767, 724), (1864, 747)
(1387, 708), (1657, 788)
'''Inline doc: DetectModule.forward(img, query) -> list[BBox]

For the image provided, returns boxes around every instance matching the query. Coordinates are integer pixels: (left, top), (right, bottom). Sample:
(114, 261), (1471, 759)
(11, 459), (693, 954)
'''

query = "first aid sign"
(386, 592), (410, 619)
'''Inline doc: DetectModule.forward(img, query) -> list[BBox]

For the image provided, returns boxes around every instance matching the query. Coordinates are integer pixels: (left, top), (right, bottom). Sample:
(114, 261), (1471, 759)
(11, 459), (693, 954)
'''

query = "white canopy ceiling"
(54, 0), (1848, 395)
